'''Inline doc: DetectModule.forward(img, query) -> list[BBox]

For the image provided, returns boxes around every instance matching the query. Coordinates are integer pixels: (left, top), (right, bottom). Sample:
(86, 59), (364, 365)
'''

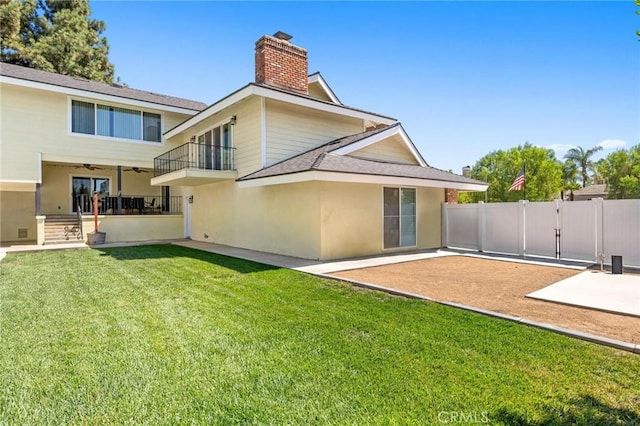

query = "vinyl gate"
(442, 199), (640, 268)
(525, 201), (558, 258)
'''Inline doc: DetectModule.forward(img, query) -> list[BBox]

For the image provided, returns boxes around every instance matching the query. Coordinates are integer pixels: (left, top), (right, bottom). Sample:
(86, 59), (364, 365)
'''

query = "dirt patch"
(332, 256), (640, 345)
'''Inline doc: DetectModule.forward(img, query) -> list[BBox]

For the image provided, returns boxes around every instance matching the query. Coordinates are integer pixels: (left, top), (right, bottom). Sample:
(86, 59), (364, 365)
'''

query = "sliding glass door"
(196, 122), (233, 170)
(72, 176), (110, 213)
(383, 187), (416, 249)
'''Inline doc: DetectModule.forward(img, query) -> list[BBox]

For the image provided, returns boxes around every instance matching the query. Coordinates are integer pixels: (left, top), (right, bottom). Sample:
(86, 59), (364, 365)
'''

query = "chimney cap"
(273, 31), (293, 41)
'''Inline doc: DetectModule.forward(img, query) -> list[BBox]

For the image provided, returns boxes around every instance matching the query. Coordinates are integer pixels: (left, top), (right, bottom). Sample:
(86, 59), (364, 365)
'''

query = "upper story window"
(71, 100), (162, 142)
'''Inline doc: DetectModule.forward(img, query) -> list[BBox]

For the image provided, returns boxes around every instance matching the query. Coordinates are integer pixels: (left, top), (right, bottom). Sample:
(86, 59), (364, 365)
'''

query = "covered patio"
(40, 161), (181, 216)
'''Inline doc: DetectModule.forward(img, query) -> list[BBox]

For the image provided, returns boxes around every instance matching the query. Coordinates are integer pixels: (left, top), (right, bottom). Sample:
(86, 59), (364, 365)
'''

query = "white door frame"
(184, 195), (192, 238)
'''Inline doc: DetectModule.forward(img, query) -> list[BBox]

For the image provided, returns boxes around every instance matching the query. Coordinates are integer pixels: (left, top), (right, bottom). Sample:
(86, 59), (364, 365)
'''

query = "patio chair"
(143, 198), (158, 214)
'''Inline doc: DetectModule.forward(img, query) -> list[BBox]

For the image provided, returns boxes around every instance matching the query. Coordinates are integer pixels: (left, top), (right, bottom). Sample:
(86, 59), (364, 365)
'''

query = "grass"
(0, 245), (639, 425)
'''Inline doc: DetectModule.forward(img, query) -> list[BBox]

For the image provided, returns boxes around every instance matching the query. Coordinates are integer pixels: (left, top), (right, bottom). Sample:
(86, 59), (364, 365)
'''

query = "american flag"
(509, 166), (525, 191)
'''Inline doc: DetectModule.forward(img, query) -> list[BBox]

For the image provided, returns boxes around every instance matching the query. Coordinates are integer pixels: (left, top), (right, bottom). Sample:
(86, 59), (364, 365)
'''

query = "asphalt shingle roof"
(573, 184), (608, 196)
(253, 82), (395, 121)
(0, 62), (207, 111)
(239, 124), (486, 186)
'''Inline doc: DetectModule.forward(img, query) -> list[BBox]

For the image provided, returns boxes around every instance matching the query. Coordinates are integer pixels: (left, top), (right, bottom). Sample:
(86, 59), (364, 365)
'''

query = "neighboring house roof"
(238, 124), (487, 190)
(572, 184), (608, 198)
(0, 62), (207, 112)
(164, 82), (397, 139)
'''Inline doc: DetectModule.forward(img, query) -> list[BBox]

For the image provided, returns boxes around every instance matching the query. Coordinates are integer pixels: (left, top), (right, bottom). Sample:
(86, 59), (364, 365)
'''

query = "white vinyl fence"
(442, 199), (640, 268)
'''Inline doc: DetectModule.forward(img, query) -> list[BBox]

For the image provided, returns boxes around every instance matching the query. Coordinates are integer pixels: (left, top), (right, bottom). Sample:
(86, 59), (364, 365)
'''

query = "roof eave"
(163, 83), (255, 138)
(237, 169), (489, 191)
(330, 123), (427, 167)
(164, 83), (397, 140)
(0, 75), (204, 114)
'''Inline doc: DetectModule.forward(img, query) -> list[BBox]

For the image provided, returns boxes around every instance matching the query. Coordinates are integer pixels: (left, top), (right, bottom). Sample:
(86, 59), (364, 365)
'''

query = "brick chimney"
(255, 31), (308, 94)
(445, 188), (458, 204)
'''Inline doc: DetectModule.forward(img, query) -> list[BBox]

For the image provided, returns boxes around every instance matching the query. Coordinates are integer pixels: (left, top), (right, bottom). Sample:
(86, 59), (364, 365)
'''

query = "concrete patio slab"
(172, 240), (324, 270)
(295, 250), (456, 274)
(0, 241), (88, 257)
(527, 270), (640, 317)
(173, 241), (459, 274)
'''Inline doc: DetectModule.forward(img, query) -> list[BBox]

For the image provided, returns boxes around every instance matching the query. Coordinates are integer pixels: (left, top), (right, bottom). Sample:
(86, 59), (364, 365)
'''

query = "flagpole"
(522, 148), (526, 201)
(523, 162), (526, 201)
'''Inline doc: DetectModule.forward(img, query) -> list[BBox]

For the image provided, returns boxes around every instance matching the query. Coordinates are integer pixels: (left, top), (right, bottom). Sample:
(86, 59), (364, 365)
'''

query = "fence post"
(555, 199), (561, 259)
(441, 202), (448, 248)
(520, 200), (527, 256)
(594, 197), (604, 263)
(478, 201), (485, 252)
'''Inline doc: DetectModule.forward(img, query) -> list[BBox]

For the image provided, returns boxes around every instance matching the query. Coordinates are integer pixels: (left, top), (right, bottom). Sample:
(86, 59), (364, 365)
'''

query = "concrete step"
(44, 216), (83, 244)
(44, 234), (82, 240)
(44, 228), (81, 235)
(45, 216), (78, 222)
(44, 239), (83, 245)
(45, 225), (80, 231)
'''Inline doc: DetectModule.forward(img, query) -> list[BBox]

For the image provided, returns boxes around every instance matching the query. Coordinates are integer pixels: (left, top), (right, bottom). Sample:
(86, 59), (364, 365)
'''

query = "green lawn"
(1, 245), (638, 425)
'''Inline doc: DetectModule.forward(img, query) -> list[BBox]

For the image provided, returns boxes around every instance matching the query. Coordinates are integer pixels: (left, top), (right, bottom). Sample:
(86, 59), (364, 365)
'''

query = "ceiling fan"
(123, 167), (149, 173)
(76, 163), (104, 171)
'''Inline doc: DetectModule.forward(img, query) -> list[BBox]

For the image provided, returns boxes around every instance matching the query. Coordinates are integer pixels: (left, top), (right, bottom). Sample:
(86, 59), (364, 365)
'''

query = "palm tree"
(563, 145), (603, 188)
(589, 158), (606, 185)
(561, 160), (579, 200)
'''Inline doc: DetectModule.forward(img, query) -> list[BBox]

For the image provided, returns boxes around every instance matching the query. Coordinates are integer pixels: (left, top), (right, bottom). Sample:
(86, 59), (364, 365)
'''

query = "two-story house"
(0, 31), (486, 260)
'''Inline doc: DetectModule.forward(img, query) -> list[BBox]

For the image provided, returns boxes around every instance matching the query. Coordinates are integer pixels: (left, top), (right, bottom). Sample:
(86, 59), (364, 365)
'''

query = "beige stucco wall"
(40, 162), (161, 215)
(318, 182), (382, 260)
(0, 83), (194, 183)
(0, 190), (36, 243)
(187, 179), (444, 261)
(265, 99), (364, 166)
(82, 215), (183, 243)
(318, 183), (444, 260)
(189, 180), (321, 259)
(417, 186), (444, 249)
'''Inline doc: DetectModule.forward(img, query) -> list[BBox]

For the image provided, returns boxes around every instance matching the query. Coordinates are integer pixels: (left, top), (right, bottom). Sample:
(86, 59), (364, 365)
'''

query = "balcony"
(151, 142), (237, 186)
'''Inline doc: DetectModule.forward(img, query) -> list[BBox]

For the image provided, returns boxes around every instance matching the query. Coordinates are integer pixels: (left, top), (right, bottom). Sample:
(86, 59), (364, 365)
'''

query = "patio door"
(72, 176), (110, 213)
(383, 187), (416, 249)
(196, 121), (233, 171)
(197, 131), (214, 170)
(221, 122), (232, 170)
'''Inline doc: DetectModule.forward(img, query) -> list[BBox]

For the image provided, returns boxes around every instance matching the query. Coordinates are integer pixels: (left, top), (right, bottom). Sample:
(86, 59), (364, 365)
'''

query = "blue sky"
(92, 1), (639, 173)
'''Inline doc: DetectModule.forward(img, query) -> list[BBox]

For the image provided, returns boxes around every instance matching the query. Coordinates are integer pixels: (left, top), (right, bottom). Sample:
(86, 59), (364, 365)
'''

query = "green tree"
(600, 145), (640, 199)
(0, 0), (114, 83)
(589, 158), (606, 185)
(636, 0), (640, 39)
(0, 0), (41, 64)
(563, 145), (603, 188)
(460, 144), (563, 203)
(560, 159), (579, 200)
